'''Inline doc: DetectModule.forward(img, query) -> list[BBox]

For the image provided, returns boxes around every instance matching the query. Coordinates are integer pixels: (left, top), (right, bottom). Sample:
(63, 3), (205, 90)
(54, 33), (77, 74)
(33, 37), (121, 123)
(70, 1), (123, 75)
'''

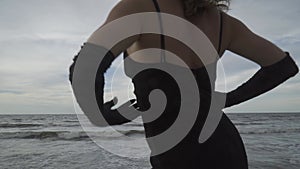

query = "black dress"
(123, 1), (248, 168)
(124, 54), (248, 169)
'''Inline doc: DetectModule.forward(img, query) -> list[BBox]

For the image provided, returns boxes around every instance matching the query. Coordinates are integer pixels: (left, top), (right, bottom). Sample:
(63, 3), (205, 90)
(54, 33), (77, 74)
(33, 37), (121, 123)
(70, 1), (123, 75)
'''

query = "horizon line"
(0, 111), (299, 115)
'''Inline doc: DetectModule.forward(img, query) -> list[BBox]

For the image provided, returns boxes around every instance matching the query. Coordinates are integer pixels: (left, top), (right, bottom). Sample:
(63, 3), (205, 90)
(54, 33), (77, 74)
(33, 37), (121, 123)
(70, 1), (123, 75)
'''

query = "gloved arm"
(225, 52), (299, 108)
(69, 43), (139, 126)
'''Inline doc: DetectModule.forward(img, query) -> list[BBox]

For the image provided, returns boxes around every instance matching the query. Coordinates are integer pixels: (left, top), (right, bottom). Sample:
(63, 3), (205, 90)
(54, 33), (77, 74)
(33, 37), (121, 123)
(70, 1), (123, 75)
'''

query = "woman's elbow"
(284, 52), (299, 78)
(290, 60), (299, 76)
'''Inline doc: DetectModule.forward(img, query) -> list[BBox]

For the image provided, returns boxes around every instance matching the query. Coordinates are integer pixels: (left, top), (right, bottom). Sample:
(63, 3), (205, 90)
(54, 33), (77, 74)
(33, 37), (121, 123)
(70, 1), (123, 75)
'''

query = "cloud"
(0, 0), (299, 113)
(0, 90), (24, 95)
(229, 0), (300, 39)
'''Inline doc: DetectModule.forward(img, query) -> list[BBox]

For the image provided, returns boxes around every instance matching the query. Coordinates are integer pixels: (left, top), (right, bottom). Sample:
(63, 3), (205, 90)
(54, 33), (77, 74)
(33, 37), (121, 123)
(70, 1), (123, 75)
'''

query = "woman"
(69, 0), (298, 168)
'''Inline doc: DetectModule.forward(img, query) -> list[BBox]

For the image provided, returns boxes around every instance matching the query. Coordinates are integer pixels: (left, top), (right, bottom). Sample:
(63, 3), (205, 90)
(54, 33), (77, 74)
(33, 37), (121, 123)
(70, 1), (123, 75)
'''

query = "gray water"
(0, 113), (299, 169)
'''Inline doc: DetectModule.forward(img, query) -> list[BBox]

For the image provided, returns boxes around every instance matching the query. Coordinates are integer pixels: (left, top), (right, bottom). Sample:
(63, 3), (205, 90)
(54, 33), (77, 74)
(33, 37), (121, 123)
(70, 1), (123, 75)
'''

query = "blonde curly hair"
(182, 0), (230, 17)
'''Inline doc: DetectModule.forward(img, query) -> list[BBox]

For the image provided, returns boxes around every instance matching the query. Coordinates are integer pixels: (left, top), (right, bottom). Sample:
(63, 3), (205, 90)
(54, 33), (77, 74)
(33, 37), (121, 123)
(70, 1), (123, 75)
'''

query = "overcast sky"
(0, 0), (299, 114)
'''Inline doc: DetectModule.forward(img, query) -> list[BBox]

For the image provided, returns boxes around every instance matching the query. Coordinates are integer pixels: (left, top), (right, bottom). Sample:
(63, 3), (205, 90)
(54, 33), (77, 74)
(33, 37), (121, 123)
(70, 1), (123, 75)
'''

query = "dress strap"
(217, 11), (223, 55)
(152, 0), (166, 63)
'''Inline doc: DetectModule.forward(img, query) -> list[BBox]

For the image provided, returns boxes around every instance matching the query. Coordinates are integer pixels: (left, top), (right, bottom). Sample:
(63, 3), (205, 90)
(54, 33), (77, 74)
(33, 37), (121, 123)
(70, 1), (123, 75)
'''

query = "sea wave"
(0, 129), (146, 141)
(234, 122), (264, 126)
(240, 128), (300, 135)
(0, 123), (43, 128)
(1, 127), (299, 140)
(0, 131), (90, 140)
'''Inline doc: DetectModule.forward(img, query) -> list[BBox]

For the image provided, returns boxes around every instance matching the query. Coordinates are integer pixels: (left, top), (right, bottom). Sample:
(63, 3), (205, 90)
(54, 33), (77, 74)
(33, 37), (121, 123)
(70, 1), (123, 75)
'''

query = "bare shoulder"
(222, 12), (244, 26)
(221, 12), (247, 37)
(101, 0), (149, 25)
(221, 12), (286, 66)
(87, 0), (143, 50)
(110, 0), (146, 16)
(220, 12), (255, 50)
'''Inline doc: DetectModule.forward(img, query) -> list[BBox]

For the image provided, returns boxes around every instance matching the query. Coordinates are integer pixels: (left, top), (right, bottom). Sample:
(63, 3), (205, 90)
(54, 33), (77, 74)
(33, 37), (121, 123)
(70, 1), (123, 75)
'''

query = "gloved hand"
(101, 97), (139, 125)
(224, 52), (298, 108)
(69, 43), (140, 126)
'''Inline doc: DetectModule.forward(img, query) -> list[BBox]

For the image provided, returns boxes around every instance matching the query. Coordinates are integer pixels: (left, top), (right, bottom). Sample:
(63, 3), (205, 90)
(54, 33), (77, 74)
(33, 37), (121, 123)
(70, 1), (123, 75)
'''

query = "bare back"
(126, 0), (223, 68)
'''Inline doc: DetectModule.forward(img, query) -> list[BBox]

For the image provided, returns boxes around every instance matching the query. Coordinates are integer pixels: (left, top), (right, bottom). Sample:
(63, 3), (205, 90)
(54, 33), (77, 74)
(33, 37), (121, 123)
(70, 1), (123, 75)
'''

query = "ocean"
(0, 113), (299, 169)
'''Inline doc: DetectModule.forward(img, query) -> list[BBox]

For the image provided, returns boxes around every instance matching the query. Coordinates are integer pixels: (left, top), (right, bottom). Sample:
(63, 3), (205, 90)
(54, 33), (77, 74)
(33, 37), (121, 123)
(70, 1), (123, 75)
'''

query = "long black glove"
(225, 52), (299, 108)
(69, 43), (139, 126)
